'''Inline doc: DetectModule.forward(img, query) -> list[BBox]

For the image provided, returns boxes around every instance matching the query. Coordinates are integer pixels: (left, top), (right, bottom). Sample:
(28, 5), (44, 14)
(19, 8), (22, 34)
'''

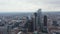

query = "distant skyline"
(0, 0), (60, 12)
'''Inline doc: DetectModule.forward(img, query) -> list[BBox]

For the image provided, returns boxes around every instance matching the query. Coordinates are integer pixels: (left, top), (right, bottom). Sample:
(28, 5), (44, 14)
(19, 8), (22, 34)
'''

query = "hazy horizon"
(0, 10), (60, 12)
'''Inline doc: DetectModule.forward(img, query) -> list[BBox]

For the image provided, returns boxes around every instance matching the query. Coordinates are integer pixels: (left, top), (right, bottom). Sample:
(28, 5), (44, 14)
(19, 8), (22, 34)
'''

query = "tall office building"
(37, 9), (42, 31)
(44, 15), (47, 26)
(27, 16), (34, 32)
(33, 9), (42, 32)
(42, 15), (48, 33)
(34, 12), (37, 31)
(28, 19), (34, 32)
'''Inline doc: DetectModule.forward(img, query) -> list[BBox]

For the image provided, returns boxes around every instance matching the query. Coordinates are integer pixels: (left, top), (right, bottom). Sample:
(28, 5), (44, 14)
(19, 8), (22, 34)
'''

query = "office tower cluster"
(0, 9), (48, 34)
(0, 9), (60, 34)
(27, 9), (48, 34)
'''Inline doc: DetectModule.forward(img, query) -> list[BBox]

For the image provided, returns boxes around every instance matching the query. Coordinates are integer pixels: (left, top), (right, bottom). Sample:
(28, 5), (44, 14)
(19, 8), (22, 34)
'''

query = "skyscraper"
(33, 9), (42, 33)
(42, 15), (48, 33)
(34, 12), (37, 31)
(44, 15), (47, 26)
(37, 9), (42, 31)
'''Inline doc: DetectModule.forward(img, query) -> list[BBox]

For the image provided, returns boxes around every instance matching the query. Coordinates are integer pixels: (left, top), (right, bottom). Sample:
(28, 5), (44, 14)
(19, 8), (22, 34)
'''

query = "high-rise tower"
(33, 9), (42, 33)
(34, 12), (37, 31)
(37, 9), (42, 31)
(42, 15), (48, 33)
(44, 15), (47, 26)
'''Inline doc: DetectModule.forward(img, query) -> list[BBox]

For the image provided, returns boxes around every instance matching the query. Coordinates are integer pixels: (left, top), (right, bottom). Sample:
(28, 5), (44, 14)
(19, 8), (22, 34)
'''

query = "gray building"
(37, 9), (42, 31)
(33, 9), (42, 32)
(0, 26), (8, 34)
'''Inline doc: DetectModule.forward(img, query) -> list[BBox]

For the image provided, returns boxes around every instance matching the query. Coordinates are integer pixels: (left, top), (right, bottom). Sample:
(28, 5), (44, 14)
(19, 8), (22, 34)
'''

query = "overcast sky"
(0, 0), (60, 12)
